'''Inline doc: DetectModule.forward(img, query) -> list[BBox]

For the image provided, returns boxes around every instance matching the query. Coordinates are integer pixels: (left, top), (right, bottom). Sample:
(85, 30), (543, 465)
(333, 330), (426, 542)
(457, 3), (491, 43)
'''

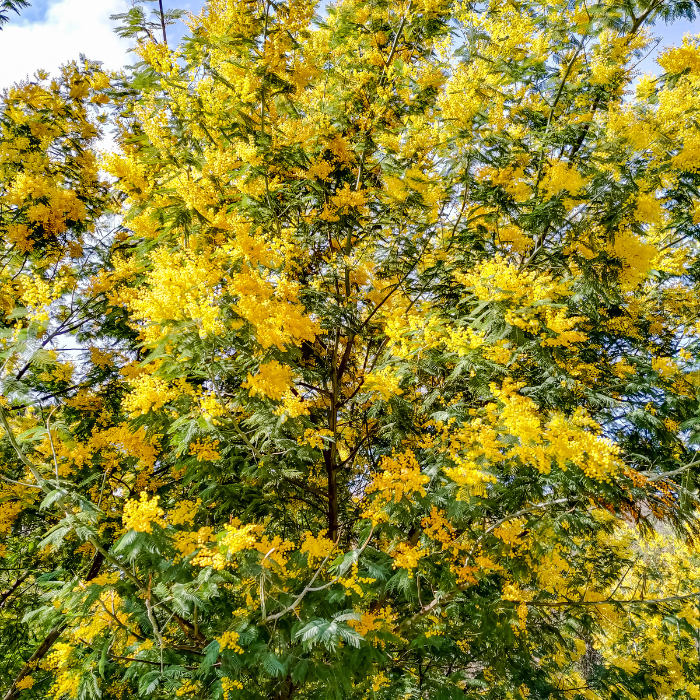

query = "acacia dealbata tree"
(4, 0), (700, 698)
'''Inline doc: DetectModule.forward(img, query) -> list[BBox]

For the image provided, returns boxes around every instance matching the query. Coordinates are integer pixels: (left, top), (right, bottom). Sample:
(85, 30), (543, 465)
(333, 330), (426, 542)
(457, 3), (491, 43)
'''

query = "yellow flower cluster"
(501, 582), (532, 631)
(122, 374), (181, 416)
(102, 150), (147, 197)
(338, 562), (376, 596)
(362, 367), (404, 400)
(657, 35), (700, 74)
(200, 392), (226, 421)
(6, 172), (87, 235)
(540, 308), (588, 348)
(652, 357), (678, 377)
(347, 606), (396, 642)
(242, 360), (294, 401)
(497, 223), (534, 253)
(609, 228), (657, 290)
(173, 527), (213, 560)
(191, 547), (227, 571)
(255, 535), (295, 569)
(542, 162), (588, 199)
(459, 258), (552, 304)
(5, 223), (32, 253)
(299, 428), (334, 450)
(273, 390), (310, 418)
(88, 346), (114, 369)
(392, 542), (425, 571)
(348, 611), (381, 637)
(421, 506), (458, 553)
(49, 672), (80, 700)
(442, 326), (486, 356)
(42, 641), (73, 671)
(189, 439), (221, 462)
(176, 680), (202, 698)
(363, 450), (429, 522)
(124, 248), (225, 342)
(217, 630), (244, 653)
(38, 359), (75, 384)
(71, 592), (128, 644)
(444, 380), (620, 491)
(221, 677), (244, 700)
(66, 389), (104, 413)
(89, 423), (161, 470)
(493, 518), (526, 546)
(43, 641), (80, 699)
(456, 258), (588, 346)
(371, 672), (390, 693)
(221, 522), (261, 555)
(301, 529), (335, 563)
(329, 183), (366, 215)
(18, 275), (57, 312)
(476, 165), (531, 203)
(0, 498), (23, 536)
(169, 499), (201, 527)
(122, 492), (164, 533)
(228, 265), (320, 350)
(137, 41), (180, 76)
(635, 192), (665, 225)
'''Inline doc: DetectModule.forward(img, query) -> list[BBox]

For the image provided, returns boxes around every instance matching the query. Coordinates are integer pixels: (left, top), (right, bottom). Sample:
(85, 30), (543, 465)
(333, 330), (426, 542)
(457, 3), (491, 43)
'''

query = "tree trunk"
(2, 550), (105, 700)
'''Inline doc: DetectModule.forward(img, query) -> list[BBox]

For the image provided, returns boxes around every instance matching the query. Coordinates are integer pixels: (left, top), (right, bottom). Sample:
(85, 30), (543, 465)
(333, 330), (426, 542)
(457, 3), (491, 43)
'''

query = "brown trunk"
(275, 677), (295, 700)
(2, 550), (105, 700)
(324, 448), (339, 540)
(3, 623), (66, 700)
(157, 0), (168, 45)
(0, 571), (30, 610)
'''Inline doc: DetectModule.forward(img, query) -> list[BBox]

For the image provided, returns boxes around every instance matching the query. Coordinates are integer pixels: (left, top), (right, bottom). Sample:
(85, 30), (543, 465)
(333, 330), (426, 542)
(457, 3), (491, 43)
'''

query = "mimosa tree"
(4, 1), (700, 699)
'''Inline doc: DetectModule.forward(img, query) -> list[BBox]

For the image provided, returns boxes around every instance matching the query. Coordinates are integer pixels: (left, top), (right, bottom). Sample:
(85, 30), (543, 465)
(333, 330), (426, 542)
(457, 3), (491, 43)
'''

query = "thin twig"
(265, 528), (374, 622)
(158, 0), (168, 46)
(529, 591), (700, 608)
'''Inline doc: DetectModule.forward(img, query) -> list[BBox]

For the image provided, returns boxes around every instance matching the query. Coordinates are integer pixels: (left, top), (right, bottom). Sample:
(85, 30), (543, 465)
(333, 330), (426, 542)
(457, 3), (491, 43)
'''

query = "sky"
(0, 0), (697, 89)
(0, 0), (203, 88)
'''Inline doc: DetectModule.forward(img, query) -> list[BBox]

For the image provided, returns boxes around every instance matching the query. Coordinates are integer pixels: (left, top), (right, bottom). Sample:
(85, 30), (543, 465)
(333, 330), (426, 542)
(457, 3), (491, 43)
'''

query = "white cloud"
(0, 0), (134, 89)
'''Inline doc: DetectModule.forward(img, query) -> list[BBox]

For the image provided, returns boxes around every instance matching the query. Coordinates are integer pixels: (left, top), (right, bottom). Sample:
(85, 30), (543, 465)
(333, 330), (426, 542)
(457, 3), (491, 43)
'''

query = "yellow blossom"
(122, 492), (164, 533)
